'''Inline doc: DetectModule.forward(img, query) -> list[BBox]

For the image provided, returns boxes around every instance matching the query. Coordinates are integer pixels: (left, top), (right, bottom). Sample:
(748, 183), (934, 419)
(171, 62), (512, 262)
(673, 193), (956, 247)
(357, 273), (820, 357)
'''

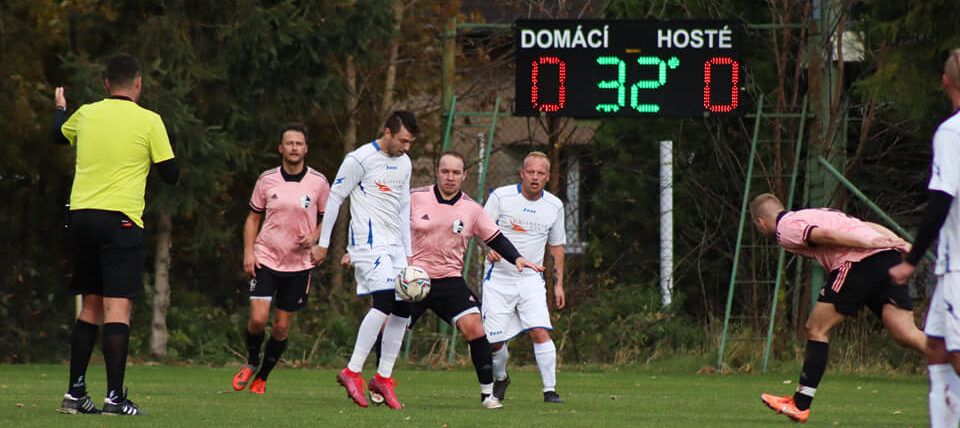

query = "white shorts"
(924, 273), (960, 352)
(349, 245), (407, 297)
(481, 272), (552, 344)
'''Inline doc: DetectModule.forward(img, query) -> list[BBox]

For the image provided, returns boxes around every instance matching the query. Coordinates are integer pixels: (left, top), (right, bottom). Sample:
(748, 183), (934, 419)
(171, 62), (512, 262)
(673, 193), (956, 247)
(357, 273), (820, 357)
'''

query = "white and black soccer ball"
(396, 266), (431, 302)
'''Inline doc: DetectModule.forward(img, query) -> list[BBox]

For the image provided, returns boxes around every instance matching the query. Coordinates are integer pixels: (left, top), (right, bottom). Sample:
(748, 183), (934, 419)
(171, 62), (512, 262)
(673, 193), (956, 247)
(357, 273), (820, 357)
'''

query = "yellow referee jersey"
(60, 97), (175, 228)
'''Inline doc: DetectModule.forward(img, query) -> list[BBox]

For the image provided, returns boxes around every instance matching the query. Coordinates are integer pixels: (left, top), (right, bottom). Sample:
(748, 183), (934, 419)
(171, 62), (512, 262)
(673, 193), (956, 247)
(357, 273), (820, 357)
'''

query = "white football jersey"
(929, 109), (960, 274)
(483, 183), (565, 278)
(320, 141), (411, 252)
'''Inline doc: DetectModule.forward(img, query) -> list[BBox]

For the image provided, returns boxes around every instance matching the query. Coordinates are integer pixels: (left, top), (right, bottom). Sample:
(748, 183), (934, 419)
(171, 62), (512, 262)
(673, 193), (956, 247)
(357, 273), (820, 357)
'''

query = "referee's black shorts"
(409, 276), (481, 328)
(819, 250), (913, 317)
(69, 209), (145, 299)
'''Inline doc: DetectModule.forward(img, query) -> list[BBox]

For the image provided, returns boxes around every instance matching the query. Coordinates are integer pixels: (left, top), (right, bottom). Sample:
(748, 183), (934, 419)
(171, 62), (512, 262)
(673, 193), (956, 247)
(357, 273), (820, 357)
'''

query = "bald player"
(483, 151), (567, 404)
(407, 150), (542, 409)
(751, 194), (925, 423)
(888, 48), (960, 428)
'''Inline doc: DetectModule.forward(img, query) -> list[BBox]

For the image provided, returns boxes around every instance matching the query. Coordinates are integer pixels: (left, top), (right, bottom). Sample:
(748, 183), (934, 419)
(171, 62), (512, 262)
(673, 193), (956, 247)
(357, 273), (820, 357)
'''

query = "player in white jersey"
(889, 48), (960, 428)
(313, 111), (416, 409)
(482, 151), (567, 404)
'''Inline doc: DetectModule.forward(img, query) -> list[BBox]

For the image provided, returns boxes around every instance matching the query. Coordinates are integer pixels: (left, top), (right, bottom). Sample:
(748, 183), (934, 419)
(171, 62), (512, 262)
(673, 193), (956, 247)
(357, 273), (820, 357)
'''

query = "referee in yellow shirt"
(53, 54), (178, 416)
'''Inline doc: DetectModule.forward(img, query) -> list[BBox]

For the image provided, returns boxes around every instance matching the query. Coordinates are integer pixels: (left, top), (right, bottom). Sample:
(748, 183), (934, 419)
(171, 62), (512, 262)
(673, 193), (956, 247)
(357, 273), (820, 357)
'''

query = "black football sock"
(469, 337), (494, 385)
(256, 337), (287, 381)
(102, 323), (130, 401)
(68, 320), (99, 397)
(246, 330), (265, 367)
(793, 340), (829, 411)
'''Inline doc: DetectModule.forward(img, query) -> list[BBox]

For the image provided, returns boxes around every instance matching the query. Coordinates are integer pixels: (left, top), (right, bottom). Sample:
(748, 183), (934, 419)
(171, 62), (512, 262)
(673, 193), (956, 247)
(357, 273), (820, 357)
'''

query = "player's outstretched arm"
(809, 227), (901, 249)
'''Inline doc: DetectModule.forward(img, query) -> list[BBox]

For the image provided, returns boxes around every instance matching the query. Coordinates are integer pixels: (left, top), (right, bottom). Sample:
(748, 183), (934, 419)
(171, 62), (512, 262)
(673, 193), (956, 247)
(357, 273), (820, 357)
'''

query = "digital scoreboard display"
(514, 20), (743, 118)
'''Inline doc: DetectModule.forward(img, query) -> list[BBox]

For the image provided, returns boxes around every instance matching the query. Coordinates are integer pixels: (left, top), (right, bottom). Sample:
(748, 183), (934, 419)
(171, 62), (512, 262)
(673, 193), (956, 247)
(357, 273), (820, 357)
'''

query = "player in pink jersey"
(232, 123), (330, 394)
(750, 193), (925, 423)
(406, 151), (542, 409)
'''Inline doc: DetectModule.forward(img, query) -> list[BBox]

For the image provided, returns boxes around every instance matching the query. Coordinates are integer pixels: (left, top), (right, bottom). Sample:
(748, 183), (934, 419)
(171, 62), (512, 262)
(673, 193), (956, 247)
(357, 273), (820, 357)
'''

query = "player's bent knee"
(457, 315), (485, 341)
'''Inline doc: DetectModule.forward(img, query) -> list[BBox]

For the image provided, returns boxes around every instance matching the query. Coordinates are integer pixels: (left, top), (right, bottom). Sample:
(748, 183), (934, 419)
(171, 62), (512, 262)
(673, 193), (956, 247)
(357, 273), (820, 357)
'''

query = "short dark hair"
(105, 54), (142, 88)
(437, 150), (465, 168)
(281, 122), (309, 142)
(384, 110), (418, 137)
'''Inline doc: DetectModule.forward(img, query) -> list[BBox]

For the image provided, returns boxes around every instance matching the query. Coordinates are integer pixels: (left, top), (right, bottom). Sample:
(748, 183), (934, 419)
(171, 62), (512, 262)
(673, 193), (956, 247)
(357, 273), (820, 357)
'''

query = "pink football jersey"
(250, 167), (330, 272)
(410, 185), (500, 279)
(776, 208), (889, 272)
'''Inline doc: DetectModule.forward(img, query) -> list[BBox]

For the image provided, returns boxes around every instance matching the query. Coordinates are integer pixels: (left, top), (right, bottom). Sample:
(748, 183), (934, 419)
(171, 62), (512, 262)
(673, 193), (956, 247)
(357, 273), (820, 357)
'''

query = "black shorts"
(250, 266), (311, 312)
(69, 210), (145, 299)
(819, 250), (913, 317)
(409, 276), (480, 328)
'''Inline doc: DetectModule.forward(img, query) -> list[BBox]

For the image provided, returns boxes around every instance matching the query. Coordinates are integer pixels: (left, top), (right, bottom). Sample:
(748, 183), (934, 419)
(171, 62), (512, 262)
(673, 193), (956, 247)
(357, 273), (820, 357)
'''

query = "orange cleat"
(368, 374), (402, 410)
(761, 393), (810, 423)
(249, 378), (266, 395)
(232, 365), (256, 390)
(336, 368), (368, 408)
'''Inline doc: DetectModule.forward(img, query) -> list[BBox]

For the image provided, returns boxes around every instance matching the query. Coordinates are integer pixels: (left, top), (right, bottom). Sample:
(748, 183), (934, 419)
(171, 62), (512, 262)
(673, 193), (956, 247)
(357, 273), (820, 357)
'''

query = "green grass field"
(0, 363), (928, 427)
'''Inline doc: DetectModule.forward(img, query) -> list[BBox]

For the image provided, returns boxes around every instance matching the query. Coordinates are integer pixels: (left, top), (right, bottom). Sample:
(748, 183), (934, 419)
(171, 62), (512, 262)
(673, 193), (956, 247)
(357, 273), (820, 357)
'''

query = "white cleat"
(482, 395), (504, 409)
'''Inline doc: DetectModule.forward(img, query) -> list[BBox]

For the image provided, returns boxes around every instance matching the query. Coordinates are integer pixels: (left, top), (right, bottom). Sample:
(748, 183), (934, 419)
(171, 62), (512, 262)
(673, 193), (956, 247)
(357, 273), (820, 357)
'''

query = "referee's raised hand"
(55, 86), (66, 109)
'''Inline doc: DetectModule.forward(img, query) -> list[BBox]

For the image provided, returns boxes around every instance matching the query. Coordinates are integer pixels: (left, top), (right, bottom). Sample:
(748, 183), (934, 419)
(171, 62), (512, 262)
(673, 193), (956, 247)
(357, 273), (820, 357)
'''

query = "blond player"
(482, 151), (567, 404)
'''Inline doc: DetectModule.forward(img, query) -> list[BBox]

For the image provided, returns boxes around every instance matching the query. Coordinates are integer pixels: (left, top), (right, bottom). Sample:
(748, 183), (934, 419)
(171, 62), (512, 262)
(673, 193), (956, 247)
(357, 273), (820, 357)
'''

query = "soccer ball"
(396, 266), (431, 302)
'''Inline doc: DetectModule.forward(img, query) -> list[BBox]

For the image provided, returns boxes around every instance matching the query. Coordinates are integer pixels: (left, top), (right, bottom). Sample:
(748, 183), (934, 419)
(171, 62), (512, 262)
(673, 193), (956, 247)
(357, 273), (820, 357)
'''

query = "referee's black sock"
(68, 320), (99, 397)
(469, 337), (494, 386)
(102, 323), (130, 400)
(793, 340), (829, 411)
(246, 330), (265, 367)
(256, 337), (287, 381)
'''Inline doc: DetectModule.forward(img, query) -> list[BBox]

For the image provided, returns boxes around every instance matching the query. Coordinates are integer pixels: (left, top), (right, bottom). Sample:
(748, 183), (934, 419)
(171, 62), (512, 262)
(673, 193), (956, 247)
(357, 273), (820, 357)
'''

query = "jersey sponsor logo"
(386, 165), (398, 170)
(373, 256), (382, 269)
(452, 218), (464, 234)
(421, 214), (430, 220)
(510, 221), (528, 232)
(522, 207), (537, 214)
(300, 194), (311, 209)
(375, 182), (392, 192)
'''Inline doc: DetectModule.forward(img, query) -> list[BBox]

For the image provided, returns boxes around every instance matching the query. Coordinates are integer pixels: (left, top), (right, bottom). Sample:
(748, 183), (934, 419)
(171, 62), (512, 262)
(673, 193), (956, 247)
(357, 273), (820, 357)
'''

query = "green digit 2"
(631, 56), (679, 113)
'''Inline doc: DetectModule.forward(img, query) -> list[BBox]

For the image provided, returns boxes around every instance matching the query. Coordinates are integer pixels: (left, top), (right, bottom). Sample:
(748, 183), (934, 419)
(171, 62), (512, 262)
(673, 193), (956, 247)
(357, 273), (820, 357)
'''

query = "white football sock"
(492, 345), (509, 381)
(481, 383), (493, 395)
(534, 340), (557, 392)
(346, 309), (388, 373)
(929, 364), (950, 427)
(945, 364), (960, 427)
(376, 315), (409, 378)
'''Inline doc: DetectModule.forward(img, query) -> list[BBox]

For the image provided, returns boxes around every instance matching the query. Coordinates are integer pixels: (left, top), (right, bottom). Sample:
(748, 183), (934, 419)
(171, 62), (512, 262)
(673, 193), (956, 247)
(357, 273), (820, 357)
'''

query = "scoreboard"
(514, 20), (744, 118)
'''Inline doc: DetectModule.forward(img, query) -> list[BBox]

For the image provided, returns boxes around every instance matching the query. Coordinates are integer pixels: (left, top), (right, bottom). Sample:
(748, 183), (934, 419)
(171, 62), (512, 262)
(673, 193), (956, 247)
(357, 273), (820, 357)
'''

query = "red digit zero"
(703, 57), (739, 113)
(531, 56), (567, 112)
